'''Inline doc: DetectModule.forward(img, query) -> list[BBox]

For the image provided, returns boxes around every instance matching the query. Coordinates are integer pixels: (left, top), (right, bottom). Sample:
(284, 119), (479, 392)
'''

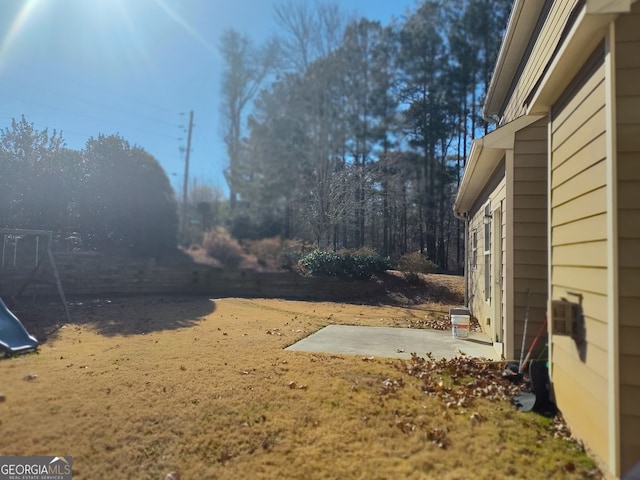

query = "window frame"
(484, 203), (491, 302)
(471, 229), (478, 269)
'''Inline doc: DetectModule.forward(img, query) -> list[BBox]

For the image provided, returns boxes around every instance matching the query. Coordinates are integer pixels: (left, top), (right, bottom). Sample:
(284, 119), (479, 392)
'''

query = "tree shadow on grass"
(9, 295), (216, 342)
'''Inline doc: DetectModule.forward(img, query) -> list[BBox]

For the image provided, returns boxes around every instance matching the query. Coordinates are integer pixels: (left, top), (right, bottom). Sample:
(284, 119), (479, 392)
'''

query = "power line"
(5, 58), (179, 116)
(2, 91), (178, 130)
(181, 110), (194, 238)
(1, 98), (178, 142)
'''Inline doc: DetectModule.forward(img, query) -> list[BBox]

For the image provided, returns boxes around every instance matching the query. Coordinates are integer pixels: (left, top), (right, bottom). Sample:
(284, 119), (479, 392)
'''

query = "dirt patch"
(0, 276), (599, 479)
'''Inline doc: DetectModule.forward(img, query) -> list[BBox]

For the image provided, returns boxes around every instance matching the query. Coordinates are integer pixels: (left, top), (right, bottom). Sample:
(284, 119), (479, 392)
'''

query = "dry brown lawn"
(0, 275), (599, 479)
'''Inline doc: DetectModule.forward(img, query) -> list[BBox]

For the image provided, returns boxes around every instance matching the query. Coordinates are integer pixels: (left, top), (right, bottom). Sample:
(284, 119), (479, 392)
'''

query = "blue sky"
(0, 0), (417, 196)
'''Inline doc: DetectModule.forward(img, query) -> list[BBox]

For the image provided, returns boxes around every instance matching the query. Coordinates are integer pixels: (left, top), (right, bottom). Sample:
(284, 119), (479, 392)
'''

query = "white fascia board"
(455, 139), (485, 214)
(484, 0), (548, 119)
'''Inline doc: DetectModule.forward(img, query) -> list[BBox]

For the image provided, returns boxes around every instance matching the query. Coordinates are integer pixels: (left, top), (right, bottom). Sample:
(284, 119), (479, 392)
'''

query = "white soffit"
(586, 0), (632, 13)
(455, 115), (544, 214)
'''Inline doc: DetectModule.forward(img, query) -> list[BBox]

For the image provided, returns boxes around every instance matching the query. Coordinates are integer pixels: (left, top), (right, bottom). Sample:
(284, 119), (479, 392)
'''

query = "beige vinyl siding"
(512, 118), (548, 361)
(467, 166), (506, 344)
(503, 0), (579, 122)
(616, 4), (640, 474)
(550, 45), (609, 465)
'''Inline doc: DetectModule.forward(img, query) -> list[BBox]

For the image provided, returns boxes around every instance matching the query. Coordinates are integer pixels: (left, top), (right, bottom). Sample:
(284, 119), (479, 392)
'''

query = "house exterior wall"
(511, 118), (549, 362)
(615, 2), (640, 473)
(459, 1), (640, 476)
(549, 42), (610, 465)
(502, 0), (580, 122)
(467, 163), (506, 348)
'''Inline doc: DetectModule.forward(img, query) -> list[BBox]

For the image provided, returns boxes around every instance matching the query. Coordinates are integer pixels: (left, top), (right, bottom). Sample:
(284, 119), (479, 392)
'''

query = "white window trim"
(484, 202), (492, 303)
(471, 230), (478, 269)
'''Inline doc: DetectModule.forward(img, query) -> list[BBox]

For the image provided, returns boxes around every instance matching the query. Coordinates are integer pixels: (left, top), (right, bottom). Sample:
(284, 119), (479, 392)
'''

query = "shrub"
(345, 247), (391, 276)
(202, 227), (245, 268)
(298, 250), (342, 276)
(298, 248), (390, 280)
(398, 252), (438, 274)
(242, 237), (314, 270)
(244, 236), (283, 268)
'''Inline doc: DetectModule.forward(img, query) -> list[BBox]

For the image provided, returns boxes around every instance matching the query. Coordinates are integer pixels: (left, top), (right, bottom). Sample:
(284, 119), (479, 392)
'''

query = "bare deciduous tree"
(273, 0), (350, 73)
(219, 29), (278, 209)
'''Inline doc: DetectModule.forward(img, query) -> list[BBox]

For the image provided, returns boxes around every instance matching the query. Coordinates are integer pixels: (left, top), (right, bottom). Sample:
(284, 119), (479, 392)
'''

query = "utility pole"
(181, 110), (194, 240)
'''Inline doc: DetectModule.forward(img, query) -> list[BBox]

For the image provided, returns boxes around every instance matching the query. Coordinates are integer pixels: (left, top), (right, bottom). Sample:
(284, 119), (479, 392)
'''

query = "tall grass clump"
(397, 252), (438, 284)
(202, 226), (245, 268)
(243, 237), (314, 270)
(244, 236), (283, 269)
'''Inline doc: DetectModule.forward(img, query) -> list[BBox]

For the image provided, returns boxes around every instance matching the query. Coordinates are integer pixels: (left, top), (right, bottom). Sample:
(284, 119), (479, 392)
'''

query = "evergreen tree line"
(0, 116), (178, 255)
(219, 0), (512, 271)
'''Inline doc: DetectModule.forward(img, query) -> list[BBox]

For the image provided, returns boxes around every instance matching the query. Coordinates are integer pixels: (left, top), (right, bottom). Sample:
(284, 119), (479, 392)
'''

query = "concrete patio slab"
(286, 325), (501, 360)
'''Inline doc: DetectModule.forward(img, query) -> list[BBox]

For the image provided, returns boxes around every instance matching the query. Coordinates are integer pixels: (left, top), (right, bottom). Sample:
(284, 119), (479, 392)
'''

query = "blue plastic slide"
(0, 297), (39, 356)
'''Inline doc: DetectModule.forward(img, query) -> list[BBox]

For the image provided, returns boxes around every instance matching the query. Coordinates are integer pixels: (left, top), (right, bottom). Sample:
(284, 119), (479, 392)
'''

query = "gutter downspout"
(453, 209), (469, 306)
(483, 114), (501, 128)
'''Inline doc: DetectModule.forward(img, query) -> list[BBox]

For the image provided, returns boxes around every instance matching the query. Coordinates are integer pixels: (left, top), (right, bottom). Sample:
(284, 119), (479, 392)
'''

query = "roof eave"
(484, 0), (548, 119)
(526, 0), (636, 114)
(454, 115), (545, 214)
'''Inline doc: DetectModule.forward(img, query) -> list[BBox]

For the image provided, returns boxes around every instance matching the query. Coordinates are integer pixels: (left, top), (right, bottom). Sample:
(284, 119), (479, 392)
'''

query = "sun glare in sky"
(0, 0), (414, 192)
(0, 0), (216, 72)
(151, 0), (217, 55)
(0, 0), (43, 64)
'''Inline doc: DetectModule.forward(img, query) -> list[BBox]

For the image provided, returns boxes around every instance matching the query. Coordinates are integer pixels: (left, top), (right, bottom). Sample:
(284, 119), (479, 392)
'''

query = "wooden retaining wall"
(0, 252), (384, 300)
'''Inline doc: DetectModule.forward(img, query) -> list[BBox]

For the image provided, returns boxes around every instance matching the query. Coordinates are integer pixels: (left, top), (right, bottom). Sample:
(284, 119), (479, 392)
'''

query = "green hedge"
(298, 249), (390, 280)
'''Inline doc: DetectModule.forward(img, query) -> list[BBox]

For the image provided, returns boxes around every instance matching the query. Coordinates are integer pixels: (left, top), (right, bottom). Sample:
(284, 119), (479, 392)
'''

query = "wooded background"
(0, 0), (513, 273)
(218, 0), (512, 271)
